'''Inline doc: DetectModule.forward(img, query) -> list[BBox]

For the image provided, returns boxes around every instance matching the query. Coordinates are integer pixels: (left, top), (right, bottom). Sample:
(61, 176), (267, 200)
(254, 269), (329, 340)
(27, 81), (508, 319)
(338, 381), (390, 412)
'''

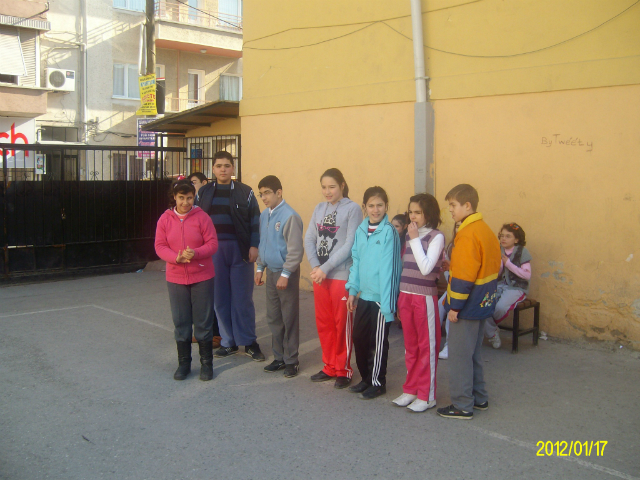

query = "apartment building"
(1, 0), (242, 180)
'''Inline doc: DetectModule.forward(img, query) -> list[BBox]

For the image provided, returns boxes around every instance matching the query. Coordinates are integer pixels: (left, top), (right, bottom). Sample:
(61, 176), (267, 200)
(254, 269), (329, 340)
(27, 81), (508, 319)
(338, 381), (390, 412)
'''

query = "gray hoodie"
(304, 198), (363, 281)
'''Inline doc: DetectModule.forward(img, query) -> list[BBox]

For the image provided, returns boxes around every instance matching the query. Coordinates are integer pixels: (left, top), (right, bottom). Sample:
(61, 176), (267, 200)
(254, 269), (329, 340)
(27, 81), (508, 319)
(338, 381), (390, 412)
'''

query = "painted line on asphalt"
(469, 425), (639, 480)
(90, 305), (174, 333)
(0, 305), (92, 318)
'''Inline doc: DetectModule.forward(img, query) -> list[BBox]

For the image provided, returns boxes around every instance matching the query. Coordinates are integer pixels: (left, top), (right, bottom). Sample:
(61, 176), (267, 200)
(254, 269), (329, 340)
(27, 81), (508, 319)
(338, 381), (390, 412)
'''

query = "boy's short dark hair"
(258, 175), (283, 192)
(213, 151), (234, 164)
(408, 193), (441, 229)
(445, 184), (479, 211)
(189, 172), (207, 183)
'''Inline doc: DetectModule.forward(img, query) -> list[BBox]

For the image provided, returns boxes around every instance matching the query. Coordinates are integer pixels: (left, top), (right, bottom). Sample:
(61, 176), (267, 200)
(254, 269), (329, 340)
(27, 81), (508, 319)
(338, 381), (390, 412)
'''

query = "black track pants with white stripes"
(353, 298), (390, 387)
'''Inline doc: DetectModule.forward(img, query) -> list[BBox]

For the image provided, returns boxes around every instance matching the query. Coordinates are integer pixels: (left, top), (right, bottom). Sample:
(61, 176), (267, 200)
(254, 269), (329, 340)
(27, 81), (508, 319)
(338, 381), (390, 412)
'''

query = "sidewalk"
(0, 271), (638, 480)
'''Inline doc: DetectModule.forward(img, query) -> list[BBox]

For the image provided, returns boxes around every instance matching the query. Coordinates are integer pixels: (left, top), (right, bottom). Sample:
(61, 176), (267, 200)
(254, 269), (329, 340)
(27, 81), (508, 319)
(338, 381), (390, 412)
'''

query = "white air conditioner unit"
(46, 68), (76, 92)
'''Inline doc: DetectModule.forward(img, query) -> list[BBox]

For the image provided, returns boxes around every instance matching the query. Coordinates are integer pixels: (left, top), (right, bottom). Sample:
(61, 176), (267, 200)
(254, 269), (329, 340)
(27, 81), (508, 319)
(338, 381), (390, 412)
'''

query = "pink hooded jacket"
(154, 206), (218, 285)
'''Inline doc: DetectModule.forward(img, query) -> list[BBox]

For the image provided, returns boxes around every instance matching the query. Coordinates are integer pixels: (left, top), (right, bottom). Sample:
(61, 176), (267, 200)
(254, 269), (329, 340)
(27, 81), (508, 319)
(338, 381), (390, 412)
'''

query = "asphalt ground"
(1, 271), (639, 480)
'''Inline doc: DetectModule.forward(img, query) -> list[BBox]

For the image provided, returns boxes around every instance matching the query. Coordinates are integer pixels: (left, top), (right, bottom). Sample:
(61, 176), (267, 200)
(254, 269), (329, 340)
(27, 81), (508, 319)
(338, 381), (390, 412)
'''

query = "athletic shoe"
(263, 359), (285, 373)
(245, 343), (266, 362)
(407, 399), (436, 412)
(334, 376), (352, 389)
(474, 401), (489, 411)
(214, 346), (238, 358)
(392, 393), (417, 407)
(310, 371), (335, 382)
(437, 404), (473, 420)
(284, 363), (299, 378)
(349, 381), (369, 393)
(438, 345), (449, 360)
(359, 385), (386, 400)
(489, 329), (501, 349)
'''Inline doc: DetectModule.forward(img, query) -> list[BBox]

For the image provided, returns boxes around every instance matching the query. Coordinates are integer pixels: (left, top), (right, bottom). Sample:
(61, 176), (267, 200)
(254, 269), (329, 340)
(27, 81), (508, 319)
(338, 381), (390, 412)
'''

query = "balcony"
(164, 74), (241, 113)
(154, 1), (242, 32)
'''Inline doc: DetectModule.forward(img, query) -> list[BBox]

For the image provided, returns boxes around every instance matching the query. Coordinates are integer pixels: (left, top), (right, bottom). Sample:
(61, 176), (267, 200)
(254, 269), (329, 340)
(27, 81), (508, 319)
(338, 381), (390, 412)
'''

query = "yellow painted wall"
(242, 0), (640, 115)
(434, 84), (640, 347)
(241, 102), (414, 290)
(188, 117), (241, 137)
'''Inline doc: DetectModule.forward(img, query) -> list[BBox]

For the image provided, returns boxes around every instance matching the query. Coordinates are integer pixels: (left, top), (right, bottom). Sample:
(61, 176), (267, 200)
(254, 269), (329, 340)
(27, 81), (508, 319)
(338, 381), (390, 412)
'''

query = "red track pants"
(313, 279), (353, 378)
(398, 292), (441, 402)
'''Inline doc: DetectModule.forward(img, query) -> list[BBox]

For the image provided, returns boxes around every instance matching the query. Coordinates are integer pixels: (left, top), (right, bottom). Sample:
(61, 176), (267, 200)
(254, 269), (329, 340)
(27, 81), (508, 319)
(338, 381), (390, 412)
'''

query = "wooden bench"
(497, 298), (540, 353)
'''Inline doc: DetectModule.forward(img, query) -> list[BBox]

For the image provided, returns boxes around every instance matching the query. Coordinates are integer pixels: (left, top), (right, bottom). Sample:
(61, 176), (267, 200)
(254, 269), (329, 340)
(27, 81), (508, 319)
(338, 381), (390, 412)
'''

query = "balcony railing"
(154, 1), (242, 32)
(165, 97), (205, 113)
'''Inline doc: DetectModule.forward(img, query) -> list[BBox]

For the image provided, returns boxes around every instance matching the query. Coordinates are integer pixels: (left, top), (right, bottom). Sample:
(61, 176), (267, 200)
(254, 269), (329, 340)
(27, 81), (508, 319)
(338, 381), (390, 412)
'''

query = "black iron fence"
(0, 143), (190, 283)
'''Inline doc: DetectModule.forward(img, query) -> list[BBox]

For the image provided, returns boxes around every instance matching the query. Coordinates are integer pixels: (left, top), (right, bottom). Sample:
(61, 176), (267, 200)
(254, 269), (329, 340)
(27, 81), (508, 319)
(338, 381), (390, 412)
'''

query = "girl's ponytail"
(321, 168), (349, 199)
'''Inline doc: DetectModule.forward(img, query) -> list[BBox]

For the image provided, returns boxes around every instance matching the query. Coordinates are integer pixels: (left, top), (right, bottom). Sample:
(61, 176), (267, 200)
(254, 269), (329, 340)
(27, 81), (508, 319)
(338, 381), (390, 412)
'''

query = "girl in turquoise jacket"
(346, 186), (402, 400)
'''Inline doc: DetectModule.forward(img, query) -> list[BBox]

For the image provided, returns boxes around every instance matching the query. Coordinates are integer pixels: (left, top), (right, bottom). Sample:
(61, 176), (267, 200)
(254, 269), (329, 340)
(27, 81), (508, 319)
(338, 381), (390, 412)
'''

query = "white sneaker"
(438, 345), (448, 359)
(407, 398), (437, 412)
(392, 393), (417, 407)
(489, 329), (501, 349)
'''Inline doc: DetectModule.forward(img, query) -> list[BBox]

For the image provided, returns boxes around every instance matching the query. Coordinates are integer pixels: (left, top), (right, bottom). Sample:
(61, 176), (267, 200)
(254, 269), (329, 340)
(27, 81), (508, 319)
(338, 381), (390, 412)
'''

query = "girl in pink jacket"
(155, 179), (218, 381)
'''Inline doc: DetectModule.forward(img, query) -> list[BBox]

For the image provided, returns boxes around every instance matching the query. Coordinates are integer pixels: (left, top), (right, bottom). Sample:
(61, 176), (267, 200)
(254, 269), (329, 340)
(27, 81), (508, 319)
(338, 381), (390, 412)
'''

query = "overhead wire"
(170, 0), (240, 29)
(243, 0), (640, 58)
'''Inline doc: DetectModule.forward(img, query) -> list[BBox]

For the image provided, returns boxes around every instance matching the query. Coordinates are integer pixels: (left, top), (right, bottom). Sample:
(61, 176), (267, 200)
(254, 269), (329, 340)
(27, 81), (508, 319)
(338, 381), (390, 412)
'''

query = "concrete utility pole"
(410, 0), (435, 195)
(146, 0), (156, 75)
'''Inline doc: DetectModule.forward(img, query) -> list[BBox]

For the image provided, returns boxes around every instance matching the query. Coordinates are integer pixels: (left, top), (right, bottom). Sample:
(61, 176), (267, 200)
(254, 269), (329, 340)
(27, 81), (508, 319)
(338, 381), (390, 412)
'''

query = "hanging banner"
(137, 118), (157, 159)
(136, 74), (157, 115)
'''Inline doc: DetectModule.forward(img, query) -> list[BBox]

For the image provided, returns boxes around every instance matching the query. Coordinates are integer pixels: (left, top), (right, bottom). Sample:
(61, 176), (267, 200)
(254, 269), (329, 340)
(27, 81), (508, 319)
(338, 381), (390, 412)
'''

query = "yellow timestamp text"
(536, 441), (608, 457)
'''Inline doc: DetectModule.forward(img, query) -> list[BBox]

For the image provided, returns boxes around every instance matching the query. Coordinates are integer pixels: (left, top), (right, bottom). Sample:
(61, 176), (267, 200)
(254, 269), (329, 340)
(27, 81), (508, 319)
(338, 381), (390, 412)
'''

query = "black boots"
(174, 341), (192, 380)
(198, 340), (214, 381)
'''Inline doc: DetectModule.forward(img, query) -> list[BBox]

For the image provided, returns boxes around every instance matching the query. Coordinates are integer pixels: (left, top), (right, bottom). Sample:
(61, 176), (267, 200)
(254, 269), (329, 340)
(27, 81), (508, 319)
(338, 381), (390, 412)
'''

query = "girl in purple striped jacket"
(393, 194), (445, 412)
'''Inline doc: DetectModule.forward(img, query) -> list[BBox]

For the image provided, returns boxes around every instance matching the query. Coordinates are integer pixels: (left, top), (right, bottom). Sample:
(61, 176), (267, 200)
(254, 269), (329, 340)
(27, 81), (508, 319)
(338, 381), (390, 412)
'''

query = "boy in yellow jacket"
(437, 184), (501, 420)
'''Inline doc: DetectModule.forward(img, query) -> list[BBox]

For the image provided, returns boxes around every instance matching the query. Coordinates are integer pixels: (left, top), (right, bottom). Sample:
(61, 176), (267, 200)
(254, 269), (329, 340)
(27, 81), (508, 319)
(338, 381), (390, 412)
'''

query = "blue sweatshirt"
(346, 215), (402, 323)
(256, 200), (304, 277)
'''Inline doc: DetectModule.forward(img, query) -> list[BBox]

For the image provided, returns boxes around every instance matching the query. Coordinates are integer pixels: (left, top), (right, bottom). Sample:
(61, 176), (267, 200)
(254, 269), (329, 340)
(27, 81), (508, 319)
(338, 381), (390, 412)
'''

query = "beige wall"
(241, 102), (414, 290)
(434, 84), (640, 347)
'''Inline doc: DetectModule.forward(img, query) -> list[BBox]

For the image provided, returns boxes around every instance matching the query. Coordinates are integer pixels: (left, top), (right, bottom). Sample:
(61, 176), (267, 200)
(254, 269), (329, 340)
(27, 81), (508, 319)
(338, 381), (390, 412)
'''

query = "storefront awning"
(140, 101), (239, 135)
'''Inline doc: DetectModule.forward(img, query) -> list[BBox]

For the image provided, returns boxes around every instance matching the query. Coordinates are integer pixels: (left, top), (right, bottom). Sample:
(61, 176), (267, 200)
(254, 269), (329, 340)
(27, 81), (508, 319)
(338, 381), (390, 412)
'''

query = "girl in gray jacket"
(304, 168), (362, 389)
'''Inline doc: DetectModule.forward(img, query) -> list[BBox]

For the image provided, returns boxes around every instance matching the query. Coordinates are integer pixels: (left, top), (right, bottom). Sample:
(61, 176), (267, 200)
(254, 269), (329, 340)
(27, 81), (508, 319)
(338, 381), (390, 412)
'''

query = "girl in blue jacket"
(346, 186), (402, 400)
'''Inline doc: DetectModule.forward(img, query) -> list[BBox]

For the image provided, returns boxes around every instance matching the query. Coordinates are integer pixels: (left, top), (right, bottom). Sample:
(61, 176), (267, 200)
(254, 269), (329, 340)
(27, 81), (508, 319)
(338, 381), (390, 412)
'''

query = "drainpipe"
(410, 0), (435, 195)
(82, 0), (88, 144)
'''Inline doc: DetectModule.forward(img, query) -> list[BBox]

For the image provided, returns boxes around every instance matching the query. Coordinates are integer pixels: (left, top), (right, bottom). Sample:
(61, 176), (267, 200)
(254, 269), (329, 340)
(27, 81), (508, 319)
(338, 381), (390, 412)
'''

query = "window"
(155, 64), (165, 80)
(187, 69), (205, 108)
(0, 26), (27, 77)
(113, 0), (145, 12)
(113, 64), (140, 99)
(218, 0), (242, 28)
(0, 74), (18, 85)
(220, 74), (242, 101)
(40, 126), (79, 143)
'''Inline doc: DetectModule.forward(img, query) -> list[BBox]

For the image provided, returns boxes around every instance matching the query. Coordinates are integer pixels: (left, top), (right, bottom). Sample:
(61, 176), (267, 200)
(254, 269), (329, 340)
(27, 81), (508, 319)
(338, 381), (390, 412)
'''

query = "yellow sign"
(136, 74), (157, 115)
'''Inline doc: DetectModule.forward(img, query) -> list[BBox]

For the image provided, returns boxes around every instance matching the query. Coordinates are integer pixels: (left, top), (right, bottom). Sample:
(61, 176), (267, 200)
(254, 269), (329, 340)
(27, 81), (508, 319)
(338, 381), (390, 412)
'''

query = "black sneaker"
(334, 376), (352, 389)
(310, 370), (335, 382)
(437, 404), (473, 420)
(348, 381), (369, 393)
(474, 401), (489, 411)
(214, 346), (238, 358)
(263, 359), (285, 373)
(359, 385), (386, 400)
(245, 343), (266, 362)
(284, 363), (299, 378)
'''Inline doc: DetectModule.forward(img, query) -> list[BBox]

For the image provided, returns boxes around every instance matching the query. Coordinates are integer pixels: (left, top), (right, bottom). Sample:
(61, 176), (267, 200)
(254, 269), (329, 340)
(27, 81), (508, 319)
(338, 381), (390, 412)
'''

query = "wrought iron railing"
(154, 0), (242, 31)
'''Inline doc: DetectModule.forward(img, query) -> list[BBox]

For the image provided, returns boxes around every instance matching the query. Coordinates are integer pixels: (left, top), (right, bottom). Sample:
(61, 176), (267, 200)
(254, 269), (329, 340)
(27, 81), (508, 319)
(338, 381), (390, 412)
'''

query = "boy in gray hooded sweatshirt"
(304, 168), (362, 389)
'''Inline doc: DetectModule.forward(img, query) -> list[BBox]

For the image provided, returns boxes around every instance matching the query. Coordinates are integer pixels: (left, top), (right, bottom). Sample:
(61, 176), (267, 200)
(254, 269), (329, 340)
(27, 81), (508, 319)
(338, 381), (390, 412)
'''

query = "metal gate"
(0, 143), (189, 283)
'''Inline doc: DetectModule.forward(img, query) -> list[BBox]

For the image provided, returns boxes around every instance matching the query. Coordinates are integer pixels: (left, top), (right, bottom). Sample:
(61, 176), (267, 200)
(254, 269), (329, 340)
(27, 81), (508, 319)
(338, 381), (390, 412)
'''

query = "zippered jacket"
(154, 206), (218, 285)
(196, 180), (260, 261)
(444, 212), (501, 320)
(346, 215), (402, 323)
(256, 200), (304, 277)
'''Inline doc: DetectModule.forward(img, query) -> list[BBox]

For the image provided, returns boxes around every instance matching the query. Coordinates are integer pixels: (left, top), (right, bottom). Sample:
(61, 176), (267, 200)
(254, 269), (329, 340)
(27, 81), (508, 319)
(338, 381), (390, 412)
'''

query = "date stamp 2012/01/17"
(537, 441), (607, 457)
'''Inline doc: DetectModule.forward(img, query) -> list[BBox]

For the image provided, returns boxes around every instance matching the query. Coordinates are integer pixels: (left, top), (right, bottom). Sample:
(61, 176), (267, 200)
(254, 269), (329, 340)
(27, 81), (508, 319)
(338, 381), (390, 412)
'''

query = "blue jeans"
(212, 240), (256, 347)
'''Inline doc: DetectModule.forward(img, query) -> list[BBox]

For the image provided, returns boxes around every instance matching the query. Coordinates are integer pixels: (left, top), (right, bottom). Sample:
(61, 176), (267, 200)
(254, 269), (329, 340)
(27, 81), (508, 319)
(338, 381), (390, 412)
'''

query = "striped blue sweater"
(346, 215), (402, 323)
